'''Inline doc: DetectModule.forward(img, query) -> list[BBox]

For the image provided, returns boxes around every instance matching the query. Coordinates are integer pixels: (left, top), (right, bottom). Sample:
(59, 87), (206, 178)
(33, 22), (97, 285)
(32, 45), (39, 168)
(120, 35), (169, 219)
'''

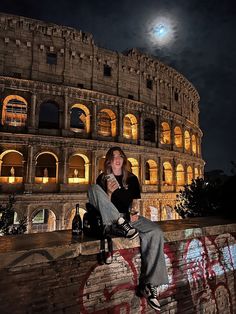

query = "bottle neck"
(75, 205), (80, 215)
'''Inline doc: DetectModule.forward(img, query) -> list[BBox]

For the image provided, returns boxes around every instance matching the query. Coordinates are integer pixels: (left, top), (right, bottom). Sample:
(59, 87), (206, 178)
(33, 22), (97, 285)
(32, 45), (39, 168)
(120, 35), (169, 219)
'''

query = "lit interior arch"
(68, 153), (89, 184)
(0, 150), (24, 183)
(97, 109), (116, 137)
(194, 167), (199, 179)
(163, 161), (173, 185)
(176, 164), (185, 186)
(1, 95), (27, 127)
(35, 152), (58, 184)
(123, 114), (138, 140)
(160, 122), (171, 144)
(174, 126), (183, 147)
(70, 103), (90, 133)
(187, 165), (193, 184)
(127, 157), (139, 178)
(184, 130), (191, 152)
(145, 159), (158, 184)
(192, 134), (197, 154)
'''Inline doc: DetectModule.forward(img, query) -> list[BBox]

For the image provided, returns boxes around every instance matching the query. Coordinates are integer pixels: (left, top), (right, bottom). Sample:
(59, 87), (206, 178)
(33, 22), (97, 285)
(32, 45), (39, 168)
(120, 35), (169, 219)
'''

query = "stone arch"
(70, 103), (90, 133)
(30, 208), (56, 233)
(192, 134), (197, 154)
(127, 157), (139, 178)
(176, 164), (185, 186)
(160, 122), (171, 144)
(163, 161), (173, 185)
(38, 100), (60, 129)
(194, 167), (199, 179)
(68, 153), (89, 184)
(187, 165), (193, 184)
(145, 159), (158, 184)
(184, 130), (191, 152)
(174, 126), (183, 148)
(1, 95), (27, 127)
(35, 151), (58, 183)
(162, 205), (173, 220)
(97, 108), (116, 137)
(123, 114), (138, 140)
(0, 150), (24, 183)
(144, 118), (155, 142)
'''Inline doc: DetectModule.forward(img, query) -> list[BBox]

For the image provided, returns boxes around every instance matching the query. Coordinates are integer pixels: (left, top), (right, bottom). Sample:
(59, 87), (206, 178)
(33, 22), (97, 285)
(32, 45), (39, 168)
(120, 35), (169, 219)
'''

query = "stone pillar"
(29, 93), (36, 132)
(62, 148), (68, 184)
(170, 119), (175, 150)
(91, 102), (97, 139)
(139, 111), (144, 144)
(158, 157), (163, 192)
(118, 102), (123, 142)
(24, 145), (34, 192)
(64, 94), (69, 130)
(156, 115), (161, 148)
(91, 150), (97, 183)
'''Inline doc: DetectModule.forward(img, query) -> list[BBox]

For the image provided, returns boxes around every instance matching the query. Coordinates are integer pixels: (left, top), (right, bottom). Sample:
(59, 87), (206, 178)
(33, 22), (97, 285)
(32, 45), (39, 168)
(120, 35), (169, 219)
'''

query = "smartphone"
(105, 174), (121, 189)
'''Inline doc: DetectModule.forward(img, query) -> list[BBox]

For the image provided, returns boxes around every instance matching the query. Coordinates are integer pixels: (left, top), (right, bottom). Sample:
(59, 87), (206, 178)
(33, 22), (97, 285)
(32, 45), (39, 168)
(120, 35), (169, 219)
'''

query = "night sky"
(1, 0), (235, 174)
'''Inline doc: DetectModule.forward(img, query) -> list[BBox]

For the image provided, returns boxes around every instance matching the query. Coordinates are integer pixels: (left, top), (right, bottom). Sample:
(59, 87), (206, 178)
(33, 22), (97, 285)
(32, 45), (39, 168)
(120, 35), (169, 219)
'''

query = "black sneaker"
(117, 217), (139, 240)
(139, 283), (161, 311)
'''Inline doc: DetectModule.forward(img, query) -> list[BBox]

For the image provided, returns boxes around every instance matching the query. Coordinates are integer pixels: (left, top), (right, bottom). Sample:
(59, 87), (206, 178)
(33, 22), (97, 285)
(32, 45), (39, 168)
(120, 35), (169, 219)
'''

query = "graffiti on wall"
(79, 233), (236, 313)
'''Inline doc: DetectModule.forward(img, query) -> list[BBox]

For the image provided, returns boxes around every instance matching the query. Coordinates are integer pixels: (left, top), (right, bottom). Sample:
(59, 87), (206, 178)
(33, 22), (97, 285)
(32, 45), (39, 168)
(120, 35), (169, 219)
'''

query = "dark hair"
(103, 146), (128, 188)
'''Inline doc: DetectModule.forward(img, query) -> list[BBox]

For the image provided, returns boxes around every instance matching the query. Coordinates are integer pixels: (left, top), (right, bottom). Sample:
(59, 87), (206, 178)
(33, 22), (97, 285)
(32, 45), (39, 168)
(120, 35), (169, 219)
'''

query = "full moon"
(148, 16), (176, 47)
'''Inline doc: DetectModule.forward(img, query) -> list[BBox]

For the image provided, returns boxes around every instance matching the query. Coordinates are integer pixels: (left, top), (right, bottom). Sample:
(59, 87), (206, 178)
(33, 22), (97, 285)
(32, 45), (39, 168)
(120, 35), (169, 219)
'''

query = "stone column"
(64, 93), (69, 130)
(158, 156), (163, 192)
(118, 102), (123, 142)
(139, 111), (144, 144)
(29, 93), (36, 132)
(91, 102), (97, 139)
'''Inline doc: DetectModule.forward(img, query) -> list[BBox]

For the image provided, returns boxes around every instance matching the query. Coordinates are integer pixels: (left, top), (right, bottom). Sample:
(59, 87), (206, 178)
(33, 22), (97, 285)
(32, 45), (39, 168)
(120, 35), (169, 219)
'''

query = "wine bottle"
(72, 203), (82, 236)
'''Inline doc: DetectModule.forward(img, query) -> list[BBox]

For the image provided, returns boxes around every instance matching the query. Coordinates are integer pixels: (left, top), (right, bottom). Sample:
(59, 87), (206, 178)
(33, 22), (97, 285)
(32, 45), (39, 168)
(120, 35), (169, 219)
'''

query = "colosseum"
(0, 12), (204, 233)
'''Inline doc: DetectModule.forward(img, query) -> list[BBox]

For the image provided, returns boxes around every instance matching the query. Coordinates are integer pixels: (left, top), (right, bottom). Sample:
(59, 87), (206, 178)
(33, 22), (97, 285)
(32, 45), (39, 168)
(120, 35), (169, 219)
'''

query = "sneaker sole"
(137, 288), (161, 311)
(127, 231), (139, 240)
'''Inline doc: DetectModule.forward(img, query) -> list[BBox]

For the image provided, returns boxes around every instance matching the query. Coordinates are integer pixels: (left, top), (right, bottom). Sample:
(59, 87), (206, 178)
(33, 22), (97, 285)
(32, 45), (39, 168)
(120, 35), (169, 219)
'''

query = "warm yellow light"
(42, 177), (49, 184)
(8, 176), (15, 184)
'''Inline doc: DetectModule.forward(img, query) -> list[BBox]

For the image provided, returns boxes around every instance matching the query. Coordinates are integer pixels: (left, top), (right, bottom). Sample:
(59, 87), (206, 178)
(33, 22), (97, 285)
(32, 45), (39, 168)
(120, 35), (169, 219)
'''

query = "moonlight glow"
(148, 16), (176, 47)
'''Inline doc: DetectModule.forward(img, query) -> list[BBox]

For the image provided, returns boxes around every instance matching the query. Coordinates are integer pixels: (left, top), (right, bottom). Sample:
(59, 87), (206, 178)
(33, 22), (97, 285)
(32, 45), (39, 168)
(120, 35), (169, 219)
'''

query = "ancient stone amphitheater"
(0, 12), (204, 233)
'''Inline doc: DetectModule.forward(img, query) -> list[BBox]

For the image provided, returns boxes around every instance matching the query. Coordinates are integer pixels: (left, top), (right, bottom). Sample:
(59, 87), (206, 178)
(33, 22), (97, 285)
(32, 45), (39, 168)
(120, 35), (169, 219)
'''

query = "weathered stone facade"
(0, 13), (204, 233)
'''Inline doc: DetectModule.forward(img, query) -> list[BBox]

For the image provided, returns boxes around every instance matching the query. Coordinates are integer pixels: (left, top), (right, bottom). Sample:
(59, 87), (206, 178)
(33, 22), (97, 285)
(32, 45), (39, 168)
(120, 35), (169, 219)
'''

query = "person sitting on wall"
(88, 146), (169, 311)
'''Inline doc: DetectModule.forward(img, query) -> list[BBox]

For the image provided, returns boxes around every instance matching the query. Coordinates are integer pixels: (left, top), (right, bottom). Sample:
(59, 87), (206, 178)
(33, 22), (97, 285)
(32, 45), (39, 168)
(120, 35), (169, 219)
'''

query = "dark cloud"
(0, 0), (235, 174)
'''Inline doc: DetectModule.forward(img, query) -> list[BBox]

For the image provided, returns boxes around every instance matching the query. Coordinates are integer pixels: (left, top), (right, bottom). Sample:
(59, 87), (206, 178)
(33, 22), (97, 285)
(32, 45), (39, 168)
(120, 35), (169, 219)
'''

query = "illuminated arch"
(144, 118), (155, 142)
(30, 208), (56, 233)
(0, 150), (24, 183)
(123, 114), (138, 140)
(145, 159), (158, 184)
(68, 153), (89, 184)
(194, 167), (199, 179)
(35, 152), (58, 184)
(163, 162), (173, 185)
(127, 157), (139, 178)
(97, 109), (116, 137)
(174, 126), (183, 148)
(162, 205), (173, 220)
(192, 134), (197, 154)
(184, 130), (191, 152)
(160, 122), (171, 144)
(176, 164), (185, 186)
(187, 166), (193, 184)
(70, 103), (90, 133)
(1, 95), (27, 127)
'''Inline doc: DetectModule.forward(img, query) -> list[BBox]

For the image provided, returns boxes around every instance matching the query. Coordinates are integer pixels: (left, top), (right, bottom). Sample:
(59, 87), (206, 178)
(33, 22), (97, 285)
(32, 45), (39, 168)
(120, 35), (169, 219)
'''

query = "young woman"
(88, 146), (169, 311)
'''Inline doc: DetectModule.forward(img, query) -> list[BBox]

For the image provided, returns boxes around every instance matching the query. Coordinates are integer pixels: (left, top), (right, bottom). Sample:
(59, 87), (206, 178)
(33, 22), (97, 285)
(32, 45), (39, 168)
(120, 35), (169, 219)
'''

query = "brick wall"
(0, 219), (236, 313)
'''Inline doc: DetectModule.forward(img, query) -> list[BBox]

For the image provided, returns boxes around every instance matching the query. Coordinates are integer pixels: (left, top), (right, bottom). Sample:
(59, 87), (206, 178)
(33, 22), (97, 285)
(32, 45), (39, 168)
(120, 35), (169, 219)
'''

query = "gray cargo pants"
(88, 184), (169, 286)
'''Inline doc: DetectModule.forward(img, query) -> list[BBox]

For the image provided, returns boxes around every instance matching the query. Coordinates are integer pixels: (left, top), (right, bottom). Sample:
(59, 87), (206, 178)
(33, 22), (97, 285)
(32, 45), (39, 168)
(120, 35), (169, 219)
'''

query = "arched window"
(123, 114), (138, 140)
(31, 209), (56, 233)
(38, 101), (59, 129)
(35, 153), (57, 183)
(194, 167), (199, 179)
(144, 118), (155, 142)
(176, 164), (185, 186)
(98, 156), (105, 175)
(1, 95), (27, 127)
(97, 109), (116, 137)
(68, 154), (89, 184)
(145, 160), (158, 184)
(184, 130), (191, 152)
(192, 134), (197, 154)
(127, 158), (139, 178)
(187, 166), (193, 184)
(163, 162), (173, 185)
(0, 150), (24, 183)
(160, 122), (171, 144)
(174, 126), (182, 147)
(70, 104), (90, 133)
